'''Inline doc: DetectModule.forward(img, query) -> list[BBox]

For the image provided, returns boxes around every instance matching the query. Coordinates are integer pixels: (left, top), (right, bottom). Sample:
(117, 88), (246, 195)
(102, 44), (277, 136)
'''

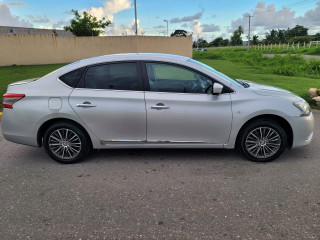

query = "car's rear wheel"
(238, 120), (287, 162)
(43, 122), (91, 164)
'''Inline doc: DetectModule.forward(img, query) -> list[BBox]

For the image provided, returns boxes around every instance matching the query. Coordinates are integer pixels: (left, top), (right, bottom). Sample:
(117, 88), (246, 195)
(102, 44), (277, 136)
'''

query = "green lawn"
(0, 59), (319, 110)
(199, 58), (320, 109)
(0, 64), (65, 110)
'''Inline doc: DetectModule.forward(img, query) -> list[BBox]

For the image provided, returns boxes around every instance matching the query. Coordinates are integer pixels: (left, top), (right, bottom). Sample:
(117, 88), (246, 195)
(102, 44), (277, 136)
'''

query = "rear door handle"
(76, 102), (96, 108)
(151, 103), (170, 110)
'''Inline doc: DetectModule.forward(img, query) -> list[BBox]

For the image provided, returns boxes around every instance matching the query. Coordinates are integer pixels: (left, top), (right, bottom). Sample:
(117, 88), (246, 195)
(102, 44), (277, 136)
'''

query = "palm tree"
(252, 35), (259, 45)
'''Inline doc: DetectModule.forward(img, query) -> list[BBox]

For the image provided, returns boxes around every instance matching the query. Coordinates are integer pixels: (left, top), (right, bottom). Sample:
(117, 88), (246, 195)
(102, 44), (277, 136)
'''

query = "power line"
(285, 0), (317, 7)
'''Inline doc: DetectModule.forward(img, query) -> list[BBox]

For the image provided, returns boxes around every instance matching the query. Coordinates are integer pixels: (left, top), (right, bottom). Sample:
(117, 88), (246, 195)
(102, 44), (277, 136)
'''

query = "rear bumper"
(1, 109), (39, 147)
(290, 112), (314, 148)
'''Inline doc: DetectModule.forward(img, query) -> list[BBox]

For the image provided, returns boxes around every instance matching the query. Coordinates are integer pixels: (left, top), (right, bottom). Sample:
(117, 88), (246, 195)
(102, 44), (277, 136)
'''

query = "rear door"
(69, 61), (147, 143)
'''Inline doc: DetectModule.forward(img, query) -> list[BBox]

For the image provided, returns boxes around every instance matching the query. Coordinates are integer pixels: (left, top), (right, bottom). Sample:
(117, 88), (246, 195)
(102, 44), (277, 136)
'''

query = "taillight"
(3, 93), (25, 109)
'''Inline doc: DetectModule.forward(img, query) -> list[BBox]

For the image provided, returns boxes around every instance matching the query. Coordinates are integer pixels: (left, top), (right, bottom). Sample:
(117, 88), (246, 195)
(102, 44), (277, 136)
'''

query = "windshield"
(188, 59), (244, 87)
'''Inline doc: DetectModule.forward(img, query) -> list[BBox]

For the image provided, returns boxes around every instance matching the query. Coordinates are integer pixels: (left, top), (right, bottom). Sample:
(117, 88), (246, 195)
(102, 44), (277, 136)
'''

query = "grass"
(197, 58), (320, 109)
(194, 48), (320, 78)
(193, 48), (320, 109)
(0, 64), (65, 110)
(0, 50), (319, 110)
(210, 45), (320, 55)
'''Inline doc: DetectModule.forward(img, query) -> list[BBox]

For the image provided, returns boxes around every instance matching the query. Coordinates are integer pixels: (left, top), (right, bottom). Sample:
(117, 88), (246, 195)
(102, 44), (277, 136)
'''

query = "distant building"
(0, 26), (73, 37)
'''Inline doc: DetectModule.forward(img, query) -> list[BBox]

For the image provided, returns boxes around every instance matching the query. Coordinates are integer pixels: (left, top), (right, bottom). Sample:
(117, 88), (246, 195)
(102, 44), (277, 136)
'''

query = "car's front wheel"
(43, 122), (91, 164)
(238, 120), (287, 162)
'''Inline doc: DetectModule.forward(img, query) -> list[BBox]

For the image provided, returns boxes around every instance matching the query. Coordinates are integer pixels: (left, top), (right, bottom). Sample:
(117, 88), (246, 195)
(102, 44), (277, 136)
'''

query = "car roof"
(69, 53), (190, 68)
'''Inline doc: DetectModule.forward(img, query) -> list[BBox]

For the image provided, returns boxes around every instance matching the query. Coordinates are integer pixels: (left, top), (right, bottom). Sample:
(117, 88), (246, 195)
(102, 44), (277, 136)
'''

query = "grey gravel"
(0, 111), (319, 240)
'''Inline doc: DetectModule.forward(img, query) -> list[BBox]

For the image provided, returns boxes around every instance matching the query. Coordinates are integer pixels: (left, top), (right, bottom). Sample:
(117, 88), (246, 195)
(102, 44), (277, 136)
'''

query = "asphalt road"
(0, 112), (319, 240)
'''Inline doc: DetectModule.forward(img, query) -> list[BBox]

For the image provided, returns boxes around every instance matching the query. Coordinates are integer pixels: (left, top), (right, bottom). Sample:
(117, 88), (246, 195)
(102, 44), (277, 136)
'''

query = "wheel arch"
(37, 118), (93, 148)
(235, 114), (293, 149)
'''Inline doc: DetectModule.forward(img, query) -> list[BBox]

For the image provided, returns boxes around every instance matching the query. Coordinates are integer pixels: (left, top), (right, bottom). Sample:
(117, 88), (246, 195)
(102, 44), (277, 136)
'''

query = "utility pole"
(134, 0), (138, 35)
(163, 20), (169, 36)
(246, 14), (253, 48)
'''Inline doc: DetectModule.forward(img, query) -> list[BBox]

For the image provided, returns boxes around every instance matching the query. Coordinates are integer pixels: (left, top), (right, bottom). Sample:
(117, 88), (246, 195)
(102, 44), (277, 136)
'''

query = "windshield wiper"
(235, 80), (250, 88)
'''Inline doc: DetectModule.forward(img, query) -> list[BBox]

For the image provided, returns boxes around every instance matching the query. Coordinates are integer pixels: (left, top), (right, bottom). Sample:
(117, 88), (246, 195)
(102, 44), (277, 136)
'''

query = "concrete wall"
(0, 35), (192, 66)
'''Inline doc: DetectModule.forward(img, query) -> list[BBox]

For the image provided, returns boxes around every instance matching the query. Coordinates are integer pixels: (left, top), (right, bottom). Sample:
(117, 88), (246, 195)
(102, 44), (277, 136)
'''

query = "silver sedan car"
(1, 53), (314, 163)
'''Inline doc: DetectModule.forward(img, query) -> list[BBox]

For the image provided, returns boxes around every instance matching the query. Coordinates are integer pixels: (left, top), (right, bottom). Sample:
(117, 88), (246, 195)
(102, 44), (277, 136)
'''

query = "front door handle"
(76, 102), (96, 108)
(151, 103), (170, 110)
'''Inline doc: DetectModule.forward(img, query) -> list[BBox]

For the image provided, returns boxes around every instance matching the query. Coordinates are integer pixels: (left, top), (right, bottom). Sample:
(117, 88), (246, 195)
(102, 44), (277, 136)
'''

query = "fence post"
(298, 42), (300, 49)
(287, 42), (289, 49)
(304, 42), (306, 48)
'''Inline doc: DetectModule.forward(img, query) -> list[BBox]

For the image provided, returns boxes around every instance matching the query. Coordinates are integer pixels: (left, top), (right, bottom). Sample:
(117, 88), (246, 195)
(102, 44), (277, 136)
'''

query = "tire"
(238, 120), (287, 162)
(43, 122), (91, 164)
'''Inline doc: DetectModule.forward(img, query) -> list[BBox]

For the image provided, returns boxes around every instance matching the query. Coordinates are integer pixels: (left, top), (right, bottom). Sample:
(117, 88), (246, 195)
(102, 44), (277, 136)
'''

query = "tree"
(312, 33), (320, 41)
(209, 37), (229, 47)
(230, 26), (243, 46)
(265, 29), (277, 43)
(171, 29), (188, 37)
(210, 37), (223, 47)
(252, 35), (259, 45)
(276, 29), (286, 42)
(290, 25), (309, 37)
(64, 9), (111, 36)
(221, 39), (230, 46)
(194, 38), (208, 48)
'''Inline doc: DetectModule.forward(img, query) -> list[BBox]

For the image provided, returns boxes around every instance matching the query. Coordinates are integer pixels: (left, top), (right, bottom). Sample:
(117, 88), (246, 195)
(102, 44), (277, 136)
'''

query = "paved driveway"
(0, 111), (319, 240)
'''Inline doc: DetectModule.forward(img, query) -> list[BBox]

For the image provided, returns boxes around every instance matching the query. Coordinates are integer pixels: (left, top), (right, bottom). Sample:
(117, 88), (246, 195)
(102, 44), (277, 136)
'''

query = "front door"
(143, 62), (232, 144)
(69, 62), (146, 143)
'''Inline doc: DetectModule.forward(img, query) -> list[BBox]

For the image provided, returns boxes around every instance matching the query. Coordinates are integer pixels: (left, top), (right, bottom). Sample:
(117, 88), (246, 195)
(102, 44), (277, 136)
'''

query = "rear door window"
(84, 62), (141, 91)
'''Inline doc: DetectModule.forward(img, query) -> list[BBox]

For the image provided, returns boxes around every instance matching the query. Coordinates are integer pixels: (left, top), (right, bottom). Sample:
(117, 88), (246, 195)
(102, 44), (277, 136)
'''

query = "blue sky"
(0, 0), (319, 40)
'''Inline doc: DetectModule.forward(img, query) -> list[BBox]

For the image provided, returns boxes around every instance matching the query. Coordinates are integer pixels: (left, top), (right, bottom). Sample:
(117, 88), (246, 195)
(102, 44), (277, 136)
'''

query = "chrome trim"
(148, 140), (212, 144)
(100, 140), (146, 145)
(76, 103), (97, 108)
(73, 88), (144, 93)
(150, 105), (170, 110)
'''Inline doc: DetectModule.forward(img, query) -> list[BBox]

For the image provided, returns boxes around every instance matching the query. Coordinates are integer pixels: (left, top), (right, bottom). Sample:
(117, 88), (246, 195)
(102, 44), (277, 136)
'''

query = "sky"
(0, 0), (320, 41)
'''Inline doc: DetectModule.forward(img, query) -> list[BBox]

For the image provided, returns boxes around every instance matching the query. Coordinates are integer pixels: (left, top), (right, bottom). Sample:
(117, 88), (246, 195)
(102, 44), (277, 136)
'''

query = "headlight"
(293, 101), (311, 116)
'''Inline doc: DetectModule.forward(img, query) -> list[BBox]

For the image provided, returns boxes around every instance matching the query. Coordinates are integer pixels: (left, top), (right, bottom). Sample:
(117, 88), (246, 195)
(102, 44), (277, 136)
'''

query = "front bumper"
(290, 112), (314, 148)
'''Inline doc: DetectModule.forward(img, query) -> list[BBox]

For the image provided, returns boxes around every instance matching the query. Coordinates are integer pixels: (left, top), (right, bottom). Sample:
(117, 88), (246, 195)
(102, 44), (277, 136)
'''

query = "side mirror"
(212, 83), (223, 95)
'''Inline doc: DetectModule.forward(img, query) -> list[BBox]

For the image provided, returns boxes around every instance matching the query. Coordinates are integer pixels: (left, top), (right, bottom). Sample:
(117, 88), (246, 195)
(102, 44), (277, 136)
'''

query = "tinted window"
(84, 63), (139, 90)
(146, 63), (213, 94)
(59, 67), (85, 88)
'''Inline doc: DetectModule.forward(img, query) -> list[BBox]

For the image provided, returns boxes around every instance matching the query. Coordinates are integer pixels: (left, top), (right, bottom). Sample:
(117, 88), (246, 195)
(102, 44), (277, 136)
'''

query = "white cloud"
(88, 0), (131, 22)
(202, 23), (220, 32)
(0, 4), (32, 27)
(52, 19), (70, 29)
(0, 1), (24, 6)
(170, 11), (203, 23)
(231, 2), (296, 35)
(104, 19), (143, 36)
(153, 24), (165, 29)
(27, 15), (51, 23)
(192, 20), (203, 36)
(230, 1), (320, 39)
(296, 1), (320, 34)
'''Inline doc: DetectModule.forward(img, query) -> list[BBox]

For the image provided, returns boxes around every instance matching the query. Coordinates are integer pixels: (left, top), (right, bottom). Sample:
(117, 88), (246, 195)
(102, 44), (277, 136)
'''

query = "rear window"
(59, 67), (86, 88)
